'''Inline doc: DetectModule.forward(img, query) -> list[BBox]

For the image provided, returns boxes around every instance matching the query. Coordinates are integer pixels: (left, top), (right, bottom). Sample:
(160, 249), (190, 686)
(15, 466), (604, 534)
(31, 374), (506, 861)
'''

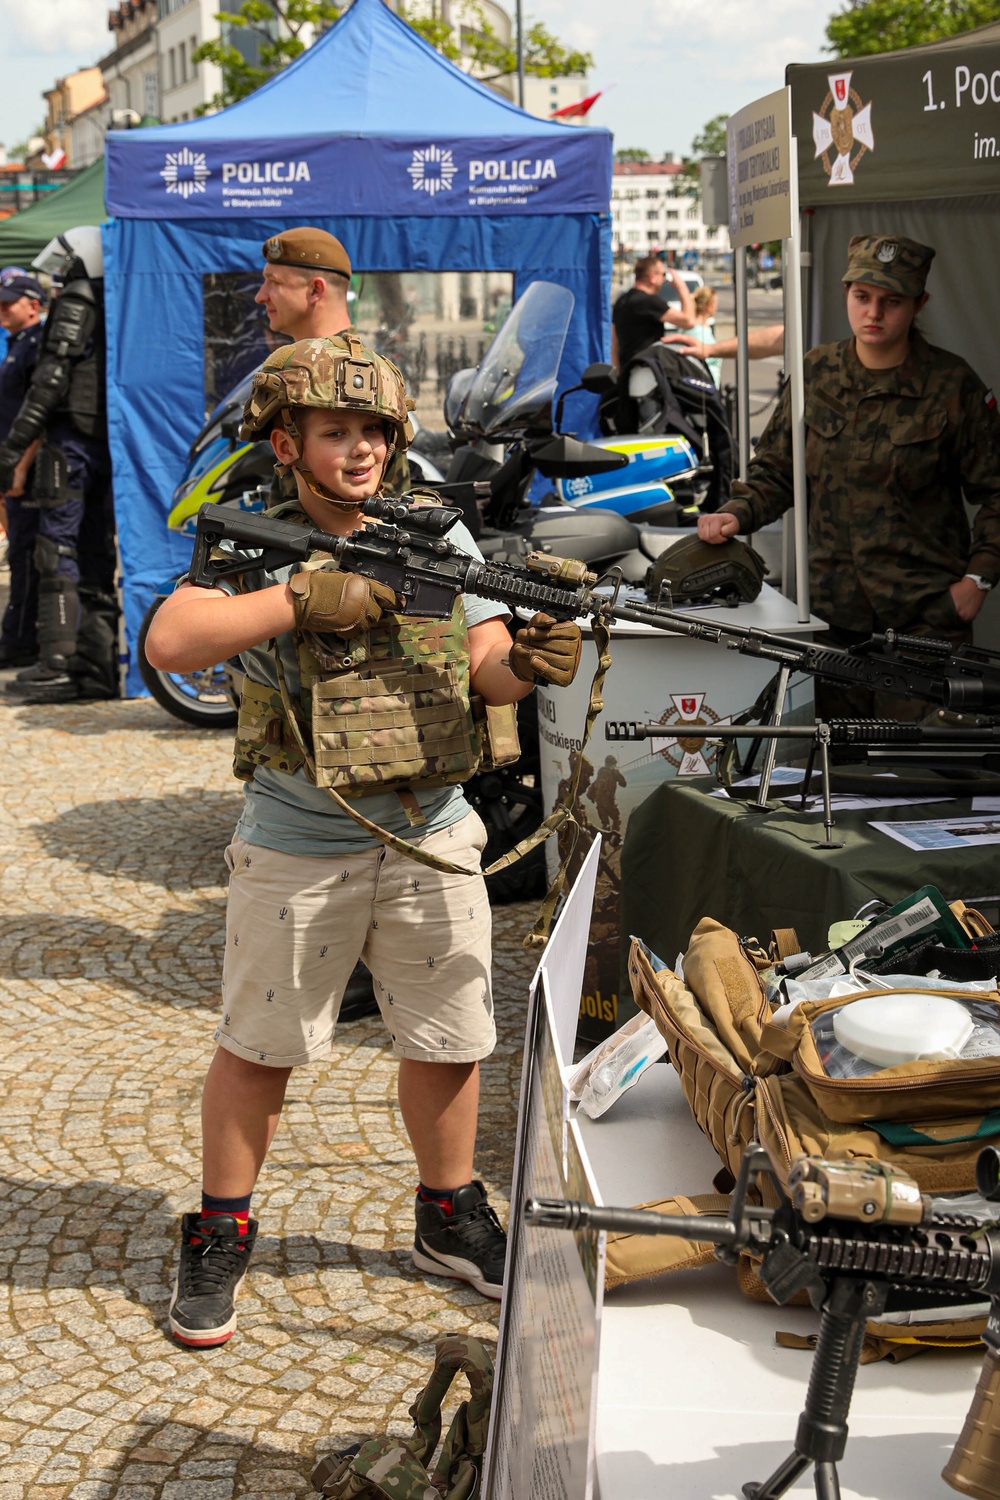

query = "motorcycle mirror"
(530, 434), (629, 479)
(220, 417), (242, 448)
(579, 362), (618, 396)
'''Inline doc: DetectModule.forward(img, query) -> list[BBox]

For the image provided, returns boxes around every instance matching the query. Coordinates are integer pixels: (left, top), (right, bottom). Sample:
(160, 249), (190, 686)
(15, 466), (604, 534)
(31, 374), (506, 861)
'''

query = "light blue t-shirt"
(229, 518), (508, 857)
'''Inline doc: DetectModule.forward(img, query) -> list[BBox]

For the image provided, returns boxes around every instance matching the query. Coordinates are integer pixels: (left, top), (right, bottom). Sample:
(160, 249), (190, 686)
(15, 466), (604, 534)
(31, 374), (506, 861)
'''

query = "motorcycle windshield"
(460, 281), (574, 437)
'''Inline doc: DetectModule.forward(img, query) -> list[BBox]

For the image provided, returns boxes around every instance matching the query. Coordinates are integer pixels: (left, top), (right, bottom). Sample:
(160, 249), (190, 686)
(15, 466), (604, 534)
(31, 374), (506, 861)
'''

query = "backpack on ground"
(311, 1334), (494, 1500)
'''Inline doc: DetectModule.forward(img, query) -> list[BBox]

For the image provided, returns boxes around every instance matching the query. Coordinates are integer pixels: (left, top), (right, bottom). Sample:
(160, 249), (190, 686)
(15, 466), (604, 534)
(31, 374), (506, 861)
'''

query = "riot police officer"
(0, 268), (46, 668)
(0, 226), (118, 703)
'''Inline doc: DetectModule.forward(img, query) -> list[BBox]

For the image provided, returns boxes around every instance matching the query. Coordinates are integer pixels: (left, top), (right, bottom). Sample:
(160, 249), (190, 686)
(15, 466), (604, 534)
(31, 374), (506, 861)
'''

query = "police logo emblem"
(876, 241), (898, 262)
(812, 71), (875, 188)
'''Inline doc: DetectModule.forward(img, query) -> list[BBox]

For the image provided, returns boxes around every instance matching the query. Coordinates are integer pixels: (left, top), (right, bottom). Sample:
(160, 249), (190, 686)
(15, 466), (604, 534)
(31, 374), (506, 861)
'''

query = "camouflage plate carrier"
(311, 1334), (494, 1500)
(232, 502), (520, 874)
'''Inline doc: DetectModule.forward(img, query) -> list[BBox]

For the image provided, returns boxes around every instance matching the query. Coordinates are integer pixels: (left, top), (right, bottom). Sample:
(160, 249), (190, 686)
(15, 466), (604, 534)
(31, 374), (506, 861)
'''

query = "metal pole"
(735, 248), (750, 480)
(516, 0), (525, 108)
(784, 134), (810, 624)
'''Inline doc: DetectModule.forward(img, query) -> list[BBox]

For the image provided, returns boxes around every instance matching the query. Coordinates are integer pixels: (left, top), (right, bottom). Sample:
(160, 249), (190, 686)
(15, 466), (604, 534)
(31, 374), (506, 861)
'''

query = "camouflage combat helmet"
(240, 333), (414, 508)
(646, 534), (768, 607)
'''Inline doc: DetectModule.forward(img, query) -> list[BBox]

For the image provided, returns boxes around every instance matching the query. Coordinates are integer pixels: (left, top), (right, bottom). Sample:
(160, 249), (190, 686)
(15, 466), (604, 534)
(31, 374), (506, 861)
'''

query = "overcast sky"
(0, 0), (832, 157)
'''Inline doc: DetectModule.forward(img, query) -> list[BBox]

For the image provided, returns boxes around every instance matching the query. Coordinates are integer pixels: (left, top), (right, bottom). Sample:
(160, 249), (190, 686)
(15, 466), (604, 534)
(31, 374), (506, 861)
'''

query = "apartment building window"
(168, 47), (176, 89)
(645, 189), (660, 200)
(179, 40), (187, 83)
(190, 35), (198, 74)
(646, 210), (659, 221)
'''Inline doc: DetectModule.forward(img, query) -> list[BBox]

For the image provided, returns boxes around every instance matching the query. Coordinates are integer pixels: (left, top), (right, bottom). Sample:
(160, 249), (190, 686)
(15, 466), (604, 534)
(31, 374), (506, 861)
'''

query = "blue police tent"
(102, 0), (612, 692)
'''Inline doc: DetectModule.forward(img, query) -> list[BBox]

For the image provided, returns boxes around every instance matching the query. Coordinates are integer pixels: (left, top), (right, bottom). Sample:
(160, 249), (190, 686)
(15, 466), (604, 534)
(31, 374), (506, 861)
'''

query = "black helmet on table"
(646, 535), (768, 607)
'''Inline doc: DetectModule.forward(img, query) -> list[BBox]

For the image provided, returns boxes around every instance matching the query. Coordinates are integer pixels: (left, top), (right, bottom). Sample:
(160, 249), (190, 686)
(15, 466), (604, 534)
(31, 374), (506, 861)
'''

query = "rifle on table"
(606, 716), (1000, 847)
(526, 1142), (1000, 1500)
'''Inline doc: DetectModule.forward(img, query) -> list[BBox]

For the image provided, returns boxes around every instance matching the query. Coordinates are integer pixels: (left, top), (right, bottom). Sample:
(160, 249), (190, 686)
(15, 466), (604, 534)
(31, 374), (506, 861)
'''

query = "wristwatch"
(965, 573), (994, 591)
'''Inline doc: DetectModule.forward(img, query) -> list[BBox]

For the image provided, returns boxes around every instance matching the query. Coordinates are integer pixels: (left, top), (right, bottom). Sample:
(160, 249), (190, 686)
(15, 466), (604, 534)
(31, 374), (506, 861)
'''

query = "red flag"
(550, 90), (604, 120)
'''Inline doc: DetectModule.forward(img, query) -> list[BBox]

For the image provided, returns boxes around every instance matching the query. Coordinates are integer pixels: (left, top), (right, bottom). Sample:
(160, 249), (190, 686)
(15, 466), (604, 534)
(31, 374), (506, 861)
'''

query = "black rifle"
(189, 498), (1000, 719)
(526, 1143), (1000, 1500)
(606, 716), (1000, 846)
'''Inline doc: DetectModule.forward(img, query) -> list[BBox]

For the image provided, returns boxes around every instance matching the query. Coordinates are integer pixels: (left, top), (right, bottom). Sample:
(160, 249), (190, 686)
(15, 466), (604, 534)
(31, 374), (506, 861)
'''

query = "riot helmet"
(33, 226), (104, 283)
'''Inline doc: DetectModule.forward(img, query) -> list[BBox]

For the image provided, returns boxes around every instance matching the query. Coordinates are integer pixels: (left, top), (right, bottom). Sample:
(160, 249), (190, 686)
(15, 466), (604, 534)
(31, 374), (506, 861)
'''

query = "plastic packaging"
(574, 1015), (669, 1120)
(813, 995), (1000, 1080)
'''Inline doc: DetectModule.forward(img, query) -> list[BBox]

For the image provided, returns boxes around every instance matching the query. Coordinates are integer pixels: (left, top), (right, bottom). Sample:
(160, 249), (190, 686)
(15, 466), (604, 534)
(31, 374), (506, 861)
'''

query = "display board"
(726, 87), (793, 247)
(484, 837), (604, 1500)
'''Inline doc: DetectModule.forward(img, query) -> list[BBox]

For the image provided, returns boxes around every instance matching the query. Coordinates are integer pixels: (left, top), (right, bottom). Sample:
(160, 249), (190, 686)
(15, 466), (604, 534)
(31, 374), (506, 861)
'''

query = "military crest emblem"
(876, 241), (898, 262)
(646, 692), (730, 777)
(813, 71), (875, 187)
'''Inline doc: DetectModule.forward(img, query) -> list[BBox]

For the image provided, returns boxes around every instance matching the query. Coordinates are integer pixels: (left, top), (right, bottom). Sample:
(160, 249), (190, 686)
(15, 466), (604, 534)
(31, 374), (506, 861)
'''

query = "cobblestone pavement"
(0, 677), (538, 1498)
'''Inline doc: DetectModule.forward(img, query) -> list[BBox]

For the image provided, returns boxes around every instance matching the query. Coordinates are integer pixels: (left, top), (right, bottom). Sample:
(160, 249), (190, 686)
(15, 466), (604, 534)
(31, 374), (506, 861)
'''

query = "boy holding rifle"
(146, 335), (582, 1346)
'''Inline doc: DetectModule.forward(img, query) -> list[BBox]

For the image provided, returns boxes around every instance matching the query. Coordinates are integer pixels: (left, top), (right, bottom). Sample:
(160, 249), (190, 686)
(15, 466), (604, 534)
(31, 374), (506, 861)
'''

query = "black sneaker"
(412, 1181), (507, 1300)
(168, 1213), (258, 1347)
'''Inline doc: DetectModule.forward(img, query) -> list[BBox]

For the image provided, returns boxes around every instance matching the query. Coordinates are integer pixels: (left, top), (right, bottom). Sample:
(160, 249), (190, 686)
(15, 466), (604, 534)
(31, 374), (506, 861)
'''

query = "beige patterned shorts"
(216, 811), (495, 1067)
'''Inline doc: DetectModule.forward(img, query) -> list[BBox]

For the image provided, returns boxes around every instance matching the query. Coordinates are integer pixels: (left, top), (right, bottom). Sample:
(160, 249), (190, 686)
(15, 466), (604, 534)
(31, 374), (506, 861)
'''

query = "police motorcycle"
(440, 279), (707, 581)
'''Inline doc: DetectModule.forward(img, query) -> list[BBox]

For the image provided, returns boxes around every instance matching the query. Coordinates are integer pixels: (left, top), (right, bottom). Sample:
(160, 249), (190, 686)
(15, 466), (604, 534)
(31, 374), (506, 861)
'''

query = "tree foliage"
(614, 147), (651, 162)
(193, 0), (591, 114)
(676, 112), (728, 200)
(825, 0), (1000, 57)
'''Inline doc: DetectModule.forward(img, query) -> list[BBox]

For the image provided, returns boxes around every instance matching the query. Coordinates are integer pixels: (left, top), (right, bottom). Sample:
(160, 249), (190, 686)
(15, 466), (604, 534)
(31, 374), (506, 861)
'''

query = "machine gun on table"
(188, 500), (1000, 719)
(526, 1142), (1000, 1500)
(190, 500), (1000, 824)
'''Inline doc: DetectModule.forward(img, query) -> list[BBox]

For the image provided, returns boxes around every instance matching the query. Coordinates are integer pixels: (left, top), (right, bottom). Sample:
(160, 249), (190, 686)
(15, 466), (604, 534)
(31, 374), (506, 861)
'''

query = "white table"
(576, 1064), (981, 1500)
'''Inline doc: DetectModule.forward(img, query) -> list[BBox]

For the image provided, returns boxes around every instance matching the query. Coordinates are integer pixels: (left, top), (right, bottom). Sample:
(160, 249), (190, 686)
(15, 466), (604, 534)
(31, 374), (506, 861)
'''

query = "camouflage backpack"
(311, 1335), (494, 1500)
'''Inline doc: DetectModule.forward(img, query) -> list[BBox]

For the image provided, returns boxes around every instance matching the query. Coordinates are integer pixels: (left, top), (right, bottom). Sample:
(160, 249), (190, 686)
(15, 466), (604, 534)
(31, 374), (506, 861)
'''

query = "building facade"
(611, 159), (728, 264)
(42, 69), (107, 169)
(156, 0), (225, 123)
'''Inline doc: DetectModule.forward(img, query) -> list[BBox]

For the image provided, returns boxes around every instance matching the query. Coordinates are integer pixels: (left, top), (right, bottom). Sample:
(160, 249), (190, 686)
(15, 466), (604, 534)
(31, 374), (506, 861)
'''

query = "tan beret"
(261, 227), (351, 280)
(842, 234), (935, 298)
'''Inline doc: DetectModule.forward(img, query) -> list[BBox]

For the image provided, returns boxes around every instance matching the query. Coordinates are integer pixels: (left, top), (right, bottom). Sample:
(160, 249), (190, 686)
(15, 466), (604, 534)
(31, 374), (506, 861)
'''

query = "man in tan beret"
(255, 226), (353, 342)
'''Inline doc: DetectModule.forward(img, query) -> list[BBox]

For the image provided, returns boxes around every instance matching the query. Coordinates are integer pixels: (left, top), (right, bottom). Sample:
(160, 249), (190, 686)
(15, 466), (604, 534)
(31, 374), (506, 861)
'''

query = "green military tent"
(787, 21), (1000, 393)
(0, 157), (107, 267)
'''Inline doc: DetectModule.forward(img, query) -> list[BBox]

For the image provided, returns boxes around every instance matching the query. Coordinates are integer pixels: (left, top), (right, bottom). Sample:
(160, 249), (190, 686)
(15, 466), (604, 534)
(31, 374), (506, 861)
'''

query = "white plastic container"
(832, 993), (976, 1068)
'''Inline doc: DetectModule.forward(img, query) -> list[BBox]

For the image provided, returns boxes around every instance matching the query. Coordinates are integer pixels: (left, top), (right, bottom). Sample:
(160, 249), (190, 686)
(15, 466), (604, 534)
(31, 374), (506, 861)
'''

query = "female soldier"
(697, 234), (1000, 716)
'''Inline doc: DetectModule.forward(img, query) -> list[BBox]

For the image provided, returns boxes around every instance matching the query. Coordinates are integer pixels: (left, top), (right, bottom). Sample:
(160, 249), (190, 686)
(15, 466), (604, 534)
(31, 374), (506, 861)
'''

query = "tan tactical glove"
(288, 568), (398, 636)
(508, 612), (583, 688)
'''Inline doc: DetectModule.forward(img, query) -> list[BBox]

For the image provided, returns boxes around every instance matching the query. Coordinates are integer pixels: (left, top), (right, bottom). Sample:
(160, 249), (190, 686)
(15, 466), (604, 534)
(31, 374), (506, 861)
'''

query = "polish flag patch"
(986, 390), (997, 410)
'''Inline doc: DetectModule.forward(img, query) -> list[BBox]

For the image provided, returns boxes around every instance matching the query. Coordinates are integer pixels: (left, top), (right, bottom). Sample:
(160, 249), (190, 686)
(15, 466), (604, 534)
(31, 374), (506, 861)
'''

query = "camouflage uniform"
(721, 333), (1000, 637)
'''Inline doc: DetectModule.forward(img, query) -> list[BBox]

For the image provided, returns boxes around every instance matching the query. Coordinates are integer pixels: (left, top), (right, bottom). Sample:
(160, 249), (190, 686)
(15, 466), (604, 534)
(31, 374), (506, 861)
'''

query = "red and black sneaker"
(413, 1181), (507, 1300)
(168, 1213), (258, 1348)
